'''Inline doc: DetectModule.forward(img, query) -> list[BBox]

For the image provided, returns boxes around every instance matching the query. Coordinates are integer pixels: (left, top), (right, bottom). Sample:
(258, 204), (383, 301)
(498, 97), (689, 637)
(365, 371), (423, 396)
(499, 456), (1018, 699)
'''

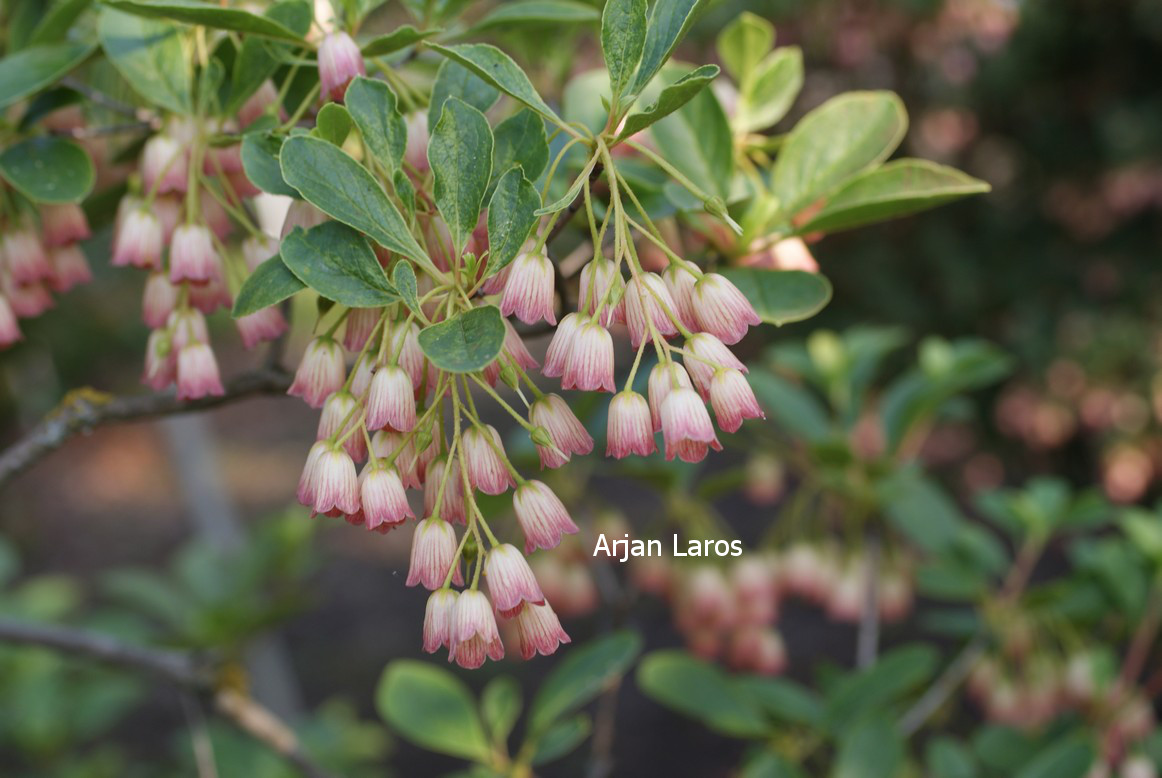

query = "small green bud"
(530, 426), (554, 449)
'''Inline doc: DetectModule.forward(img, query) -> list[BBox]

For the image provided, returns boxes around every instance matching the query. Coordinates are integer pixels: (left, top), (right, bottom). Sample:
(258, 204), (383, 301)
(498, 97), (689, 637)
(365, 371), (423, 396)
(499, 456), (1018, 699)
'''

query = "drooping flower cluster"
(0, 187), (93, 348)
(113, 88), (289, 400)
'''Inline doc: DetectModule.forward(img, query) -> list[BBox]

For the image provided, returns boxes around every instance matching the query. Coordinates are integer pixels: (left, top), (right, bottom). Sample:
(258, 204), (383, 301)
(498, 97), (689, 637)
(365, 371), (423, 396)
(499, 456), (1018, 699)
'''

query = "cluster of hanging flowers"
(0, 96), (95, 353)
(113, 83), (290, 401)
(279, 29), (770, 668)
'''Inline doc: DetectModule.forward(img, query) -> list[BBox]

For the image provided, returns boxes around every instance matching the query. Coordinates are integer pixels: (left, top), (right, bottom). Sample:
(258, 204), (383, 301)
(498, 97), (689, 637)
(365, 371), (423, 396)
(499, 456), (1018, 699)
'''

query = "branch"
(897, 634), (987, 736)
(0, 618), (337, 778)
(0, 367), (293, 491)
(545, 161), (604, 247)
(856, 534), (881, 669)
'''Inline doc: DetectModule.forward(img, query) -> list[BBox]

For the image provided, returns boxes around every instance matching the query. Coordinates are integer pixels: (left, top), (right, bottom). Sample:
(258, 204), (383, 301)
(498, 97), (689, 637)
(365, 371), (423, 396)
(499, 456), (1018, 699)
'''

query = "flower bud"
(281, 200), (328, 239)
(407, 517), (463, 589)
(485, 544), (545, 617)
(461, 425), (515, 495)
(684, 333), (746, 398)
(662, 260), (700, 330)
(236, 306), (289, 350)
(343, 306), (381, 352)
(360, 465), (414, 531)
(448, 589), (504, 669)
(692, 273), (761, 344)
(562, 320), (615, 392)
(141, 328), (175, 390)
(175, 342), (225, 401)
(624, 272), (680, 347)
(578, 256), (625, 326)
(542, 311), (582, 378)
(40, 203), (91, 247)
(0, 295), (22, 348)
(404, 111), (430, 173)
(709, 369), (764, 433)
(647, 362), (693, 432)
(500, 250), (556, 325)
(241, 234), (279, 273)
(46, 245), (92, 293)
(308, 444), (360, 517)
(513, 480), (578, 553)
(606, 390), (656, 458)
(289, 336), (346, 408)
(114, 209), (164, 269)
(423, 589), (458, 653)
(529, 394), (594, 468)
(169, 224), (221, 285)
(661, 387), (721, 463)
(366, 364), (416, 432)
(2, 230), (51, 284)
(423, 456), (465, 524)
(142, 133), (188, 194)
(317, 32), (366, 102)
(514, 601), (571, 659)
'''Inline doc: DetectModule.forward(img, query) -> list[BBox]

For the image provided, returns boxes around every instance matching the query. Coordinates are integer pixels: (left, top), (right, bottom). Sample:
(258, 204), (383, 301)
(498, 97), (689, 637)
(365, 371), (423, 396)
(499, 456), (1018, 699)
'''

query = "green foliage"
(280, 222), (399, 308)
(417, 305), (507, 373)
(232, 254), (305, 317)
(102, 0), (305, 40)
(376, 660), (492, 761)
(719, 268), (832, 327)
(429, 97), (494, 252)
(98, 7), (193, 113)
(345, 76), (407, 174)
(0, 137), (94, 204)
(486, 168), (541, 276)
(0, 42), (95, 110)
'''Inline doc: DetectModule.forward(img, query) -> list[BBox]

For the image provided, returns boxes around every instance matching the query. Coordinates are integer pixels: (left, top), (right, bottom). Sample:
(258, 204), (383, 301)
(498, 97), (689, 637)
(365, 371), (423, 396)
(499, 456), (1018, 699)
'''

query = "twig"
(856, 534), (881, 669)
(181, 691), (221, 778)
(545, 162), (604, 247)
(61, 77), (151, 122)
(897, 635), (987, 736)
(0, 367), (293, 491)
(0, 618), (337, 778)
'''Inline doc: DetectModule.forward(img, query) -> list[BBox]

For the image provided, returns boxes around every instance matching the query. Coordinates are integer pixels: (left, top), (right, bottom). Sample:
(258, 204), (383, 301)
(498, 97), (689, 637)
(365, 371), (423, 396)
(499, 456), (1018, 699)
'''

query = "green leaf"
(241, 133), (299, 198)
(0, 137), (94, 204)
(822, 645), (938, 733)
(98, 7), (192, 114)
(360, 25), (438, 57)
(471, 0), (599, 30)
(797, 159), (990, 234)
(280, 222), (398, 307)
(429, 42), (564, 126)
(375, 660), (491, 762)
(972, 726), (1039, 773)
(232, 254), (305, 316)
(636, 650), (768, 738)
(716, 11), (773, 85)
(394, 168), (416, 218)
(719, 268), (832, 326)
(1014, 736), (1095, 778)
(392, 261), (420, 316)
(746, 371), (831, 443)
(28, 0), (94, 46)
(313, 102), (353, 146)
(428, 59), (500, 131)
(481, 676), (521, 746)
(833, 717), (904, 778)
(280, 135), (428, 265)
(225, 0), (313, 114)
(736, 47), (803, 133)
(772, 90), (908, 217)
(530, 714), (591, 766)
(418, 305), (507, 373)
(878, 468), (967, 554)
(741, 751), (809, 778)
(628, 0), (705, 96)
(429, 97), (494, 253)
(529, 631), (642, 733)
(926, 737), (978, 778)
(493, 109), (549, 183)
(0, 42), (95, 110)
(617, 64), (719, 141)
(536, 153), (598, 215)
(103, 0), (304, 40)
(345, 76), (407, 173)
(648, 69), (732, 199)
(486, 168), (540, 276)
(737, 677), (824, 727)
(602, 0), (647, 100)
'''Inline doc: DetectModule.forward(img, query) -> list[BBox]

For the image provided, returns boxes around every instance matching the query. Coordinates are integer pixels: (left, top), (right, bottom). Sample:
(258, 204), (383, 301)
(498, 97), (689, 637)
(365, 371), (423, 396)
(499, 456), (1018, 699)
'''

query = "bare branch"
(0, 618), (337, 778)
(897, 634), (987, 736)
(856, 534), (881, 669)
(546, 162), (605, 247)
(0, 367), (292, 491)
